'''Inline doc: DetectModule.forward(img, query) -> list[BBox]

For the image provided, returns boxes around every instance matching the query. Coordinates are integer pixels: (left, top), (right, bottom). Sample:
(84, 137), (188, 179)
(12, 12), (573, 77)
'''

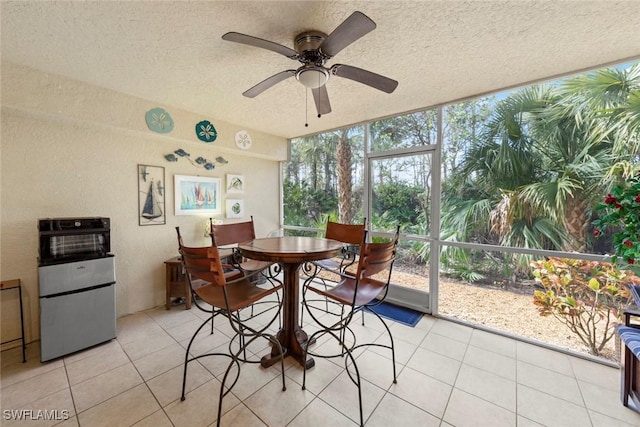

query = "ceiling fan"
(222, 11), (398, 117)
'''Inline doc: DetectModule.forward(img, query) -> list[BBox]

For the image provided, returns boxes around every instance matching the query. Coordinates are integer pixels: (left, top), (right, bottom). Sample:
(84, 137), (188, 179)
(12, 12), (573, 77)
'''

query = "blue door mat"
(367, 302), (423, 327)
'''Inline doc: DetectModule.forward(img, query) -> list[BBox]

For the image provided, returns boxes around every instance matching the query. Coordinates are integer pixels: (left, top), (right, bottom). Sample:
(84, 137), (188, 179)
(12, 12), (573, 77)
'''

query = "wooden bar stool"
(1, 278), (27, 362)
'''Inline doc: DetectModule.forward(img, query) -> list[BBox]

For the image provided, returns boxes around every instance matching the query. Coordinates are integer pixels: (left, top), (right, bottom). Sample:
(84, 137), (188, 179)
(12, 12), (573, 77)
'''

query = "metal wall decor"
(138, 164), (166, 225)
(145, 108), (174, 133)
(164, 149), (228, 170)
(196, 120), (217, 143)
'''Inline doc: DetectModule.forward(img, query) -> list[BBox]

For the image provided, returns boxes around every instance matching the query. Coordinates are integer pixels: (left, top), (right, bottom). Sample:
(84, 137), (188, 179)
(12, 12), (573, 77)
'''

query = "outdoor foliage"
(284, 127), (364, 228)
(284, 62), (640, 281)
(282, 61), (640, 360)
(531, 257), (639, 356)
(438, 63), (640, 278)
(593, 172), (640, 264)
(372, 181), (425, 228)
(282, 179), (338, 227)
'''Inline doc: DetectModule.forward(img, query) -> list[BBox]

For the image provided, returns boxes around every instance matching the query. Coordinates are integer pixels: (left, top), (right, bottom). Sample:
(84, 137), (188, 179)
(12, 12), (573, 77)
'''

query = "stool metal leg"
(18, 285), (26, 362)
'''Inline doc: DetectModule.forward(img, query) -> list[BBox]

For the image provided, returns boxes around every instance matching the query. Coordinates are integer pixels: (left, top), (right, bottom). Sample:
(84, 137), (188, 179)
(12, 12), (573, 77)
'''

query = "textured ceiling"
(2, 1), (640, 139)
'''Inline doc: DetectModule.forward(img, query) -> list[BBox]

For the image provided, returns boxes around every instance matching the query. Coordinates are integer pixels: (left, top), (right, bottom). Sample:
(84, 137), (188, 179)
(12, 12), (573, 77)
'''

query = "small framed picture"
(226, 174), (245, 194)
(138, 165), (166, 226)
(226, 199), (244, 218)
(175, 175), (222, 215)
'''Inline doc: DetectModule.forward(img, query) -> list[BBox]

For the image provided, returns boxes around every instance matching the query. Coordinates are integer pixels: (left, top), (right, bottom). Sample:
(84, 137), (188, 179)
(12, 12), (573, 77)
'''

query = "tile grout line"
(438, 325), (473, 425)
(62, 355), (80, 424)
(118, 314), (176, 426)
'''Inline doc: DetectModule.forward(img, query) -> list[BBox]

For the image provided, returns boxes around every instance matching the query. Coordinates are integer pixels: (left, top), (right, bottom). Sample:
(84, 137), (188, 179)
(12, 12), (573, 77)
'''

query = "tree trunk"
(337, 129), (353, 223)
(324, 151), (332, 193)
(564, 195), (588, 252)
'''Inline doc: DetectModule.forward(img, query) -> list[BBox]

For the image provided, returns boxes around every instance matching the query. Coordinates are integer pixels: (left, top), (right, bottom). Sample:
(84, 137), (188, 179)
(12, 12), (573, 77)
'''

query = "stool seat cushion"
(630, 284), (640, 308)
(617, 324), (640, 359)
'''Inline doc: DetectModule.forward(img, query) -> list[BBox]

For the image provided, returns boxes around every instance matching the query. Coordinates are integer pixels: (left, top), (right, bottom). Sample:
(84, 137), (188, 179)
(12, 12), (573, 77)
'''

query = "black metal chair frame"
(209, 217), (283, 328)
(176, 227), (286, 427)
(301, 219), (367, 324)
(301, 226), (400, 427)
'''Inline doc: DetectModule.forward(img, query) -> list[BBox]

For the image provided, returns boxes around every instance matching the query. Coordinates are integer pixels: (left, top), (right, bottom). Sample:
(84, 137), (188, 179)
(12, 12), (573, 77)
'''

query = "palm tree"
(336, 128), (353, 223)
(564, 63), (640, 157)
(443, 62), (640, 262)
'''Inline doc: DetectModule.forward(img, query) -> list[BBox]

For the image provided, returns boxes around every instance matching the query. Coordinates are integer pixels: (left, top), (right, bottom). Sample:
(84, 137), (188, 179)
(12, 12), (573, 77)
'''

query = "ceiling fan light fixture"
(296, 66), (329, 89)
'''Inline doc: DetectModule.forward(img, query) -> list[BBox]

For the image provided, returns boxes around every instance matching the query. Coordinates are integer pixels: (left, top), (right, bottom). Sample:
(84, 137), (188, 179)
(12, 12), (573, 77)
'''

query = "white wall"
(0, 61), (288, 345)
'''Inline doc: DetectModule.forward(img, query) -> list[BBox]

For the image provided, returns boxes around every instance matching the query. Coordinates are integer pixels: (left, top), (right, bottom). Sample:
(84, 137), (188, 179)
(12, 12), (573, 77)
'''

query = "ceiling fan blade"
(312, 85), (332, 116)
(242, 70), (296, 98)
(331, 64), (398, 93)
(320, 11), (376, 58)
(222, 32), (298, 59)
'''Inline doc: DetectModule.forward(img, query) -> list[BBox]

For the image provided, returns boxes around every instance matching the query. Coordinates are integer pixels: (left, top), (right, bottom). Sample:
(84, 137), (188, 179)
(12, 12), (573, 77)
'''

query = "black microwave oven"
(38, 217), (111, 265)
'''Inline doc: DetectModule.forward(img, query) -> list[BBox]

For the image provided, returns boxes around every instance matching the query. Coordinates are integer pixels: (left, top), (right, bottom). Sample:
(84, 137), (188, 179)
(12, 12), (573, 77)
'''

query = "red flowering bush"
(593, 174), (640, 265)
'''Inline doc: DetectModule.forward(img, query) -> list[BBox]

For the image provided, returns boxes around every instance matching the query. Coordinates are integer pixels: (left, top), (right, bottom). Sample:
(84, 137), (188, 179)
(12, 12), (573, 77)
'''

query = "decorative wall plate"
(196, 120), (217, 143)
(145, 108), (174, 133)
(235, 130), (252, 150)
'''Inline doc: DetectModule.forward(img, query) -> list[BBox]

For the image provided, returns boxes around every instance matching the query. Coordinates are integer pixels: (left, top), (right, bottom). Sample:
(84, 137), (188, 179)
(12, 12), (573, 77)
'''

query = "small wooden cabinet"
(164, 256), (191, 310)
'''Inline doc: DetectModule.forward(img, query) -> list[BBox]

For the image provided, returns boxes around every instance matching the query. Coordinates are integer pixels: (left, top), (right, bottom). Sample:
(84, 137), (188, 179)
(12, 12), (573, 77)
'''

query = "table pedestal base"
(238, 237), (342, 371)
(260, 262), (316, 369)
(260, 325), (315, 369)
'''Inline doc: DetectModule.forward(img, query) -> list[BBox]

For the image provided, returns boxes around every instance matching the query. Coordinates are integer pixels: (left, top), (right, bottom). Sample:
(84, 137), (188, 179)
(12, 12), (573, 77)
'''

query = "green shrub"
(531, 257), (639, 356)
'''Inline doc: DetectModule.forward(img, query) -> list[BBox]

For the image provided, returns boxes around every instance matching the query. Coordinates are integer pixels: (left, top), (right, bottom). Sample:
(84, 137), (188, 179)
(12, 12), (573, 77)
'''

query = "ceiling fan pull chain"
(305, 89), (309, 127)
(317, 72), (322, 118)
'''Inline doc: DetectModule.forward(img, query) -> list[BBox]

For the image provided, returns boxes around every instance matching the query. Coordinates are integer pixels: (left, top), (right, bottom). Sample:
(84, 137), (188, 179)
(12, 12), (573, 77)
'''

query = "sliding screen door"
(368, 152), (432, 312)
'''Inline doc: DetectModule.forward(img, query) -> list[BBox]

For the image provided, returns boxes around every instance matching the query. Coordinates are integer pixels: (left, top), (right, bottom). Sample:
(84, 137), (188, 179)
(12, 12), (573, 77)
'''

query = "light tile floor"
(2, 301), (640, 427)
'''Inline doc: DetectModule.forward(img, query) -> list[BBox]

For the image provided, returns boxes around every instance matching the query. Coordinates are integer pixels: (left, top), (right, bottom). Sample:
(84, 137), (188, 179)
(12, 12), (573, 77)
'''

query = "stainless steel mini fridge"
(38, 256), (116, 362)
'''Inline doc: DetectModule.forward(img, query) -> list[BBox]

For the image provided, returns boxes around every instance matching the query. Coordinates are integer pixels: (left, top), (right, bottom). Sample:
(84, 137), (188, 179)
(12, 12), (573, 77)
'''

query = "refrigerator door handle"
(39, 281), (116, 298)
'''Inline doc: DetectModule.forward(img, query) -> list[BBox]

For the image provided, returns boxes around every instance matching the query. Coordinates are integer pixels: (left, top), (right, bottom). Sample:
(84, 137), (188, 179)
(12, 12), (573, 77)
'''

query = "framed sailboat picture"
(138, 164), (166, 226)
(174, 175), (222, 215)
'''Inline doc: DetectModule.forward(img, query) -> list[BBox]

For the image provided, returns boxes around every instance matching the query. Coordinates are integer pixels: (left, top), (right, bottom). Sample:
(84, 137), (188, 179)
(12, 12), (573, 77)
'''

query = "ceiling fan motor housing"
(294, 31), (331, 88)
(294, 31), (329, 64)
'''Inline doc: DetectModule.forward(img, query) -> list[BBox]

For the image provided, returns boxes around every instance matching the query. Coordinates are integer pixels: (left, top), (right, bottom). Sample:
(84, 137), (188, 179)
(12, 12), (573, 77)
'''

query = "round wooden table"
(239, 236), (342, 368)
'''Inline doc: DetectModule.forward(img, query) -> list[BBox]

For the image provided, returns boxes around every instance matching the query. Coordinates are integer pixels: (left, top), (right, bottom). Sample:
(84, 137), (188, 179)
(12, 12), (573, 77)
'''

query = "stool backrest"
(179, 244), (227, 287)
(356, 226), (400, 287)
(176, 226), (226, 287)
(325, 220), (367, 245)
(210, 216), (257, 247)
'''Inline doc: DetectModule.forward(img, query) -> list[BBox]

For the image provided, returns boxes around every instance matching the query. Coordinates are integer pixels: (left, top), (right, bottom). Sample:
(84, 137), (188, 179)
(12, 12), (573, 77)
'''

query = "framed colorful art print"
(174, 175), (222, 215)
